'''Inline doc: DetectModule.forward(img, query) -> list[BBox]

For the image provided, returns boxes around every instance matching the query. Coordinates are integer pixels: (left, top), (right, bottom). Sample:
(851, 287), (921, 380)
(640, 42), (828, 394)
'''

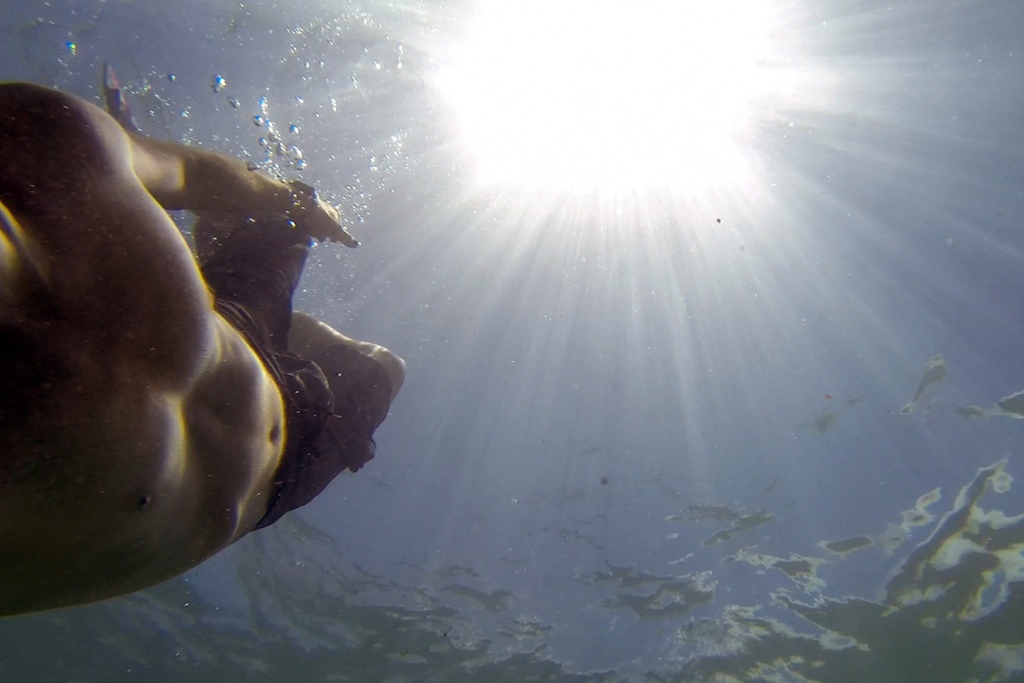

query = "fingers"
(334, 225), (359, 248)
(316, 200), (359, 247)
(307, 198), (360, 246)
(328, 209), (359, 248)
(306, 202), (358, 247)
(286, 180), (359, 247)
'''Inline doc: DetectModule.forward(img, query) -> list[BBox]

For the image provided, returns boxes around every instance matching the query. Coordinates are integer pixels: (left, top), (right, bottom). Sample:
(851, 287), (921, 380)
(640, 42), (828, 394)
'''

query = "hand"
(286, 181), (359, 247)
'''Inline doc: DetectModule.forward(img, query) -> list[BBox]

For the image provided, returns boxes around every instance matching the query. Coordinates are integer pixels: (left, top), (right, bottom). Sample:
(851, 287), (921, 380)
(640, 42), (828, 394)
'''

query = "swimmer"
(0, 81), (405, 615)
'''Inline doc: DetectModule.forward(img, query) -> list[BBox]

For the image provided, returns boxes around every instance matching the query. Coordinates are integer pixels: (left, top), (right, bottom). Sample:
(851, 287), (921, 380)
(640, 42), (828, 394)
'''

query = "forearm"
(129, 133), (356, 246)
(133, 135), (293, 214)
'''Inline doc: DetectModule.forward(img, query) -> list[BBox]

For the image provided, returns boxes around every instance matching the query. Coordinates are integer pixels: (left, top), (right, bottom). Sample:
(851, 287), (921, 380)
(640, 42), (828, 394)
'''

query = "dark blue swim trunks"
(199, 216), (390, 530)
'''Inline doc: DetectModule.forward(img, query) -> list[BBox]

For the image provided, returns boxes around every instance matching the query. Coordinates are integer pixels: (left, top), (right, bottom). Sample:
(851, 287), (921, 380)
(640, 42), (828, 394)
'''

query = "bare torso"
(0, 83), (291, 614)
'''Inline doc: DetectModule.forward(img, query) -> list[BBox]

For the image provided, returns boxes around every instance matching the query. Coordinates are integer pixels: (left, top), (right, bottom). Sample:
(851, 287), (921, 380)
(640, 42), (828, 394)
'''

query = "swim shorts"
(198, 215), (391, 530)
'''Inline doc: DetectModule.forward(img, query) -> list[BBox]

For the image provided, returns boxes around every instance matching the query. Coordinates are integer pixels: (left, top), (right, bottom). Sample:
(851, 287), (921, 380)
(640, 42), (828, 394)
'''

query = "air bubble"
(294, 159), (307, 170)
(228, 97), (241, 109)
(289, 124), (299, 134)
(253, 115), (265, 127)
(212, 75), (227, 93)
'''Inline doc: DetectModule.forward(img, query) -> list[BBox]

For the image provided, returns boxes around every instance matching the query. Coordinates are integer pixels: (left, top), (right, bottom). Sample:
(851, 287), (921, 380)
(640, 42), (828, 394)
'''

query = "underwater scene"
(2, 0), (1024, 680)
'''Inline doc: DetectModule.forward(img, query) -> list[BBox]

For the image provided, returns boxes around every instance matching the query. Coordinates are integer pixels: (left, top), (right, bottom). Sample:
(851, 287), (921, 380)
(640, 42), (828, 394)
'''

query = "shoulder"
(0, 83), (132, 188)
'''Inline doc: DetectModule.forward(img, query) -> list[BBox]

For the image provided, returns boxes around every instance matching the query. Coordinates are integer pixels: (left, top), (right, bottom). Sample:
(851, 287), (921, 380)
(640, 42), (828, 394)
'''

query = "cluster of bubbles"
(208, 74), (307, 172)
(252, 94), (307, 171)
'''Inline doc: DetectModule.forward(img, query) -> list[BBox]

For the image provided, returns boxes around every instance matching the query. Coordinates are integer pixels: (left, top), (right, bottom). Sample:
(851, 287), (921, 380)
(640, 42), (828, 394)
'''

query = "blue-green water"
(3, 1), (1024, 680)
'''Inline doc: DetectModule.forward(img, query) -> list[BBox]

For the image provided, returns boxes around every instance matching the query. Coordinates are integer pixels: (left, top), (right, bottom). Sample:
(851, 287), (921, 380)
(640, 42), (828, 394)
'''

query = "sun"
(435, 0), (779, 192)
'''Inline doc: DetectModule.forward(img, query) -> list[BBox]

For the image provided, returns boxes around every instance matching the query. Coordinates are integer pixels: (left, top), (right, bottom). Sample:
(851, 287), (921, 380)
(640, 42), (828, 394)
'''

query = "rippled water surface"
(2, 1), (1024, 680)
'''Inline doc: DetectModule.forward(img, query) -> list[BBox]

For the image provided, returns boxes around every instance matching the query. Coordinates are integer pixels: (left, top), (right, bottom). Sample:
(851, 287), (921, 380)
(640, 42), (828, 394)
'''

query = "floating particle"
(773, 558), (814, 578)
(228, 97), (241, 109)
(955, 405), (986, 418)
(991, 469), (1013, 494)
(881, 487), (942, 551)
(901, 355), (947, 414)
(955, 388), (1024, 420)
(996, 389), (1024, 417)
(822, 536), (873, 555)
(65, 41), (76, 56)
(916, 487), (941, 509)
(211, 75), (227, 93)
(806, 412), (837, 434)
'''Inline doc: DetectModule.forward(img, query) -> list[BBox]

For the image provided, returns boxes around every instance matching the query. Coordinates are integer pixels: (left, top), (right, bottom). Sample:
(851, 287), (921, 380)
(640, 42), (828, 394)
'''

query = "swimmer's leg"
(198, 215), (313, 350)
(251, 313), (404, 530)
(289, 311), (406, 403)
(289, 311), (405, 471)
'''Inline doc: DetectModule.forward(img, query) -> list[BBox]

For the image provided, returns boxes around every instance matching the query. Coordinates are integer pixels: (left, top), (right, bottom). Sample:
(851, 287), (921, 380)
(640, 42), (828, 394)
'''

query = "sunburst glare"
(435, 0), (796, 193)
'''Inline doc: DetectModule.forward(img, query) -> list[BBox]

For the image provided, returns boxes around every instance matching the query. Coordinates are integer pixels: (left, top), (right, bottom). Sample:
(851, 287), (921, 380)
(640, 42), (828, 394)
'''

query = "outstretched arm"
(129, 134), (357, 247)
(100, 65), (355, 246)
